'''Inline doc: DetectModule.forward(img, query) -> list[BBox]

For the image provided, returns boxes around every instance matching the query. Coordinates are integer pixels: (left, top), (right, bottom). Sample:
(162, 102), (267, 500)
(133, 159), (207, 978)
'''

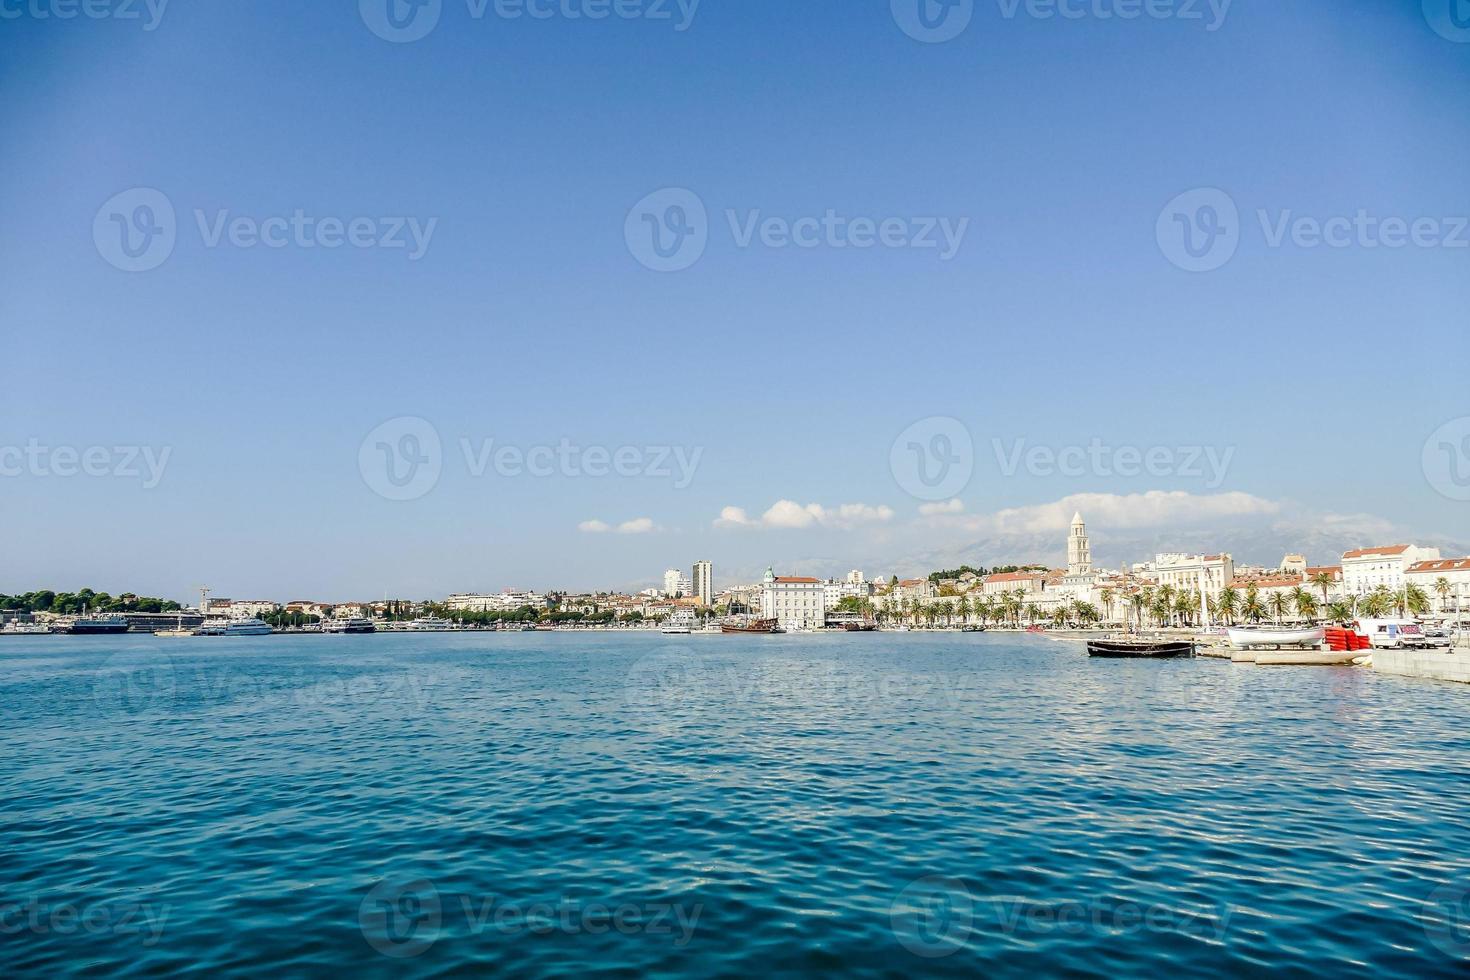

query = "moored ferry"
(321, 617), (376, 634)
(68, 615), (129, 635)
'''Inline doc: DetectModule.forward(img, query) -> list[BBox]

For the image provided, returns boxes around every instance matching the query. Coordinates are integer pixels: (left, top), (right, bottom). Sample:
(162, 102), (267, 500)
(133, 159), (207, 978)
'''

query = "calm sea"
(2, 632), (1468, 977)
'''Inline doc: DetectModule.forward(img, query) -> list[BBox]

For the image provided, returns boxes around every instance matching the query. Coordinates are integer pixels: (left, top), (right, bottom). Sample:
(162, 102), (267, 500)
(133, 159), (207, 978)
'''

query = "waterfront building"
(894, 578), (936, 602)
(692, 560), (713, 606)
(1405, 558), (1470, 617)
(219, 599), (281, 618)
(1280, 554), (1308, 575)
(981, 572), (1045, 599)
(1341, 545), (1443, 596)
(822, 572), (873, 610)
(1154, 553), (1234, 595)
(445, 591), (548, 613)
(663, 569), (691, 599)
(760, 569), (826, 631)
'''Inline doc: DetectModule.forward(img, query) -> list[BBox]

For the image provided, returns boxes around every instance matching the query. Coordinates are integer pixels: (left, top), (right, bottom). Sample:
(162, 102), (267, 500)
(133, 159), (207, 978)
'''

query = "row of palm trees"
(871, 576), (1452, 629)
(875, 590), (1102, 628)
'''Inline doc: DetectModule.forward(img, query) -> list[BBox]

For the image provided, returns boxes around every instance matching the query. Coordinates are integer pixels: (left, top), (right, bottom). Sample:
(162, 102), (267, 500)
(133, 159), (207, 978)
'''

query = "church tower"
(1067, 511), (1092, 576)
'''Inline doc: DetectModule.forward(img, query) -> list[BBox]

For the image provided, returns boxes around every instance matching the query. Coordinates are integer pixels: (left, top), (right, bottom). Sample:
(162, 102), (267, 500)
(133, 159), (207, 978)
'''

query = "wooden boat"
(843, 621), (878, 632)
(1226, 627), (1325, 649)
(1087, 638), (1196, 658)
(721, 618), (780, 635)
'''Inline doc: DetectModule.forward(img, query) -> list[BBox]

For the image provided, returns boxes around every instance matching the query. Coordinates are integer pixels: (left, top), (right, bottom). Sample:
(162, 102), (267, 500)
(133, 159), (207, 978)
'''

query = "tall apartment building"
(692, 560), (713, 606)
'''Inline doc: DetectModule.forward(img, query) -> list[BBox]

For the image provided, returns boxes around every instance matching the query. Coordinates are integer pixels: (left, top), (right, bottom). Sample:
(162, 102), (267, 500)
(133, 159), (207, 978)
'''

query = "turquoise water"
(3, 632), (1469, 977)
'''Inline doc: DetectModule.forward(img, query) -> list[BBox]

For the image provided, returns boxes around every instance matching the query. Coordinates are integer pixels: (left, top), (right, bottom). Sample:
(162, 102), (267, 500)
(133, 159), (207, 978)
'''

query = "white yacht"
(407, 616), (455, 632)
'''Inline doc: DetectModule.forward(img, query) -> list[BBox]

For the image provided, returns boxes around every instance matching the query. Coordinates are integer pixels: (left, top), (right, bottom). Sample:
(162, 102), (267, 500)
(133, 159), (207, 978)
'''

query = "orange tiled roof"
(986, 572), (1044, 584)
(774, 576), (821, 584)
(1344, 545), (1410, 559)
(1408, 558), (1470, 573)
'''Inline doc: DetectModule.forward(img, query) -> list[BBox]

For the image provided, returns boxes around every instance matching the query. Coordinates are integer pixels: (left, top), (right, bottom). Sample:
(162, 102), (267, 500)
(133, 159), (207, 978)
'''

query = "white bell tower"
(1067, 512), (1092, 577)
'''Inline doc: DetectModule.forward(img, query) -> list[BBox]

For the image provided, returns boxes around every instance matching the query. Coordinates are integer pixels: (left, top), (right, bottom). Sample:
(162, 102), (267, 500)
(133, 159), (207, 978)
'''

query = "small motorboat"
(1226, 627), (1325, 649)
(1087, 638), (1196, 658)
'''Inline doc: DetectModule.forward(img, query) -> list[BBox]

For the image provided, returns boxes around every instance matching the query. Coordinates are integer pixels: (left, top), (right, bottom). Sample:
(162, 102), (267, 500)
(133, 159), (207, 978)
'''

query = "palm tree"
(1156, 584), (1176, 626)
(956, 595), (972, 625)
(1242, 585), (1265, 624)
(1150, 591), (1172, 628)
(1128, 591), (1146, 631)
(1216, 586), (1240, 626)
(1362, 587), (1394, 618)
(1291, 587), (1318, 622)
(1004, 591), (1024, 627)
(1025, 602), (1043, 625)
(1400, 583), (1429, 618)
(1139, 587), (1156, 627)
(1267, 592), (1289, 625)
(1326, 600), (1354, 624)
(1309, 570), (1336, 607)
(1173, 591), (1195, 627)
(1434, 577), (1452, 617)
(938, 599), (955, 627)
(1099, 587), (1115, 626)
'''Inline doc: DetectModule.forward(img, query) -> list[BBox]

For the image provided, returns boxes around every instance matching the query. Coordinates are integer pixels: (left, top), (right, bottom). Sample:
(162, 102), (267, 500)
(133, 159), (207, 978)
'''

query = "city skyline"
(3, 2), (1467, 600)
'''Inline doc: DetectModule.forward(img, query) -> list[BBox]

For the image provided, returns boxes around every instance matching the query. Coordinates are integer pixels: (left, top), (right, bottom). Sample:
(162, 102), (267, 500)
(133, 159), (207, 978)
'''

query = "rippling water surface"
(3, 632), (1469, 977)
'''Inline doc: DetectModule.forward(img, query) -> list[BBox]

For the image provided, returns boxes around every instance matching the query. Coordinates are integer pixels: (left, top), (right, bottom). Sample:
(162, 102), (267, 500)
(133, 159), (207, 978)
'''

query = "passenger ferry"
(321, 617), (376, 634)
(407, 616), (455, 631)
(68, 614), (129, 635)
(197, 617), (275, 636)
(661, 610), (697, 634)
(1, 621), (52, 635)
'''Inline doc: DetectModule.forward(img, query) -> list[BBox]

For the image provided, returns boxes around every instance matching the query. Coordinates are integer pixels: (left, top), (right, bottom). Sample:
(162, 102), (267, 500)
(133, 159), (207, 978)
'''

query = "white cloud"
(580, 517), (658, 534)
(715, 500), (895, 530)
(919, 499), (965, 517)
(714, 506), (756, 528)
(951, 491), (1281, 535)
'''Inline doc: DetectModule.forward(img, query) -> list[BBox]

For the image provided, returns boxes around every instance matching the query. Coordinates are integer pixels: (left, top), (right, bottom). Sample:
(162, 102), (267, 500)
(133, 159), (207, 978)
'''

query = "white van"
(1355, 619), (1428, 649)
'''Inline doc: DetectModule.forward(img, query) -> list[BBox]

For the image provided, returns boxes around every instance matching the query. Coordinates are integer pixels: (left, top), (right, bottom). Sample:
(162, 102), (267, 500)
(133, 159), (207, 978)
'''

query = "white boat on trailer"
(1227, 626), (1325, 649)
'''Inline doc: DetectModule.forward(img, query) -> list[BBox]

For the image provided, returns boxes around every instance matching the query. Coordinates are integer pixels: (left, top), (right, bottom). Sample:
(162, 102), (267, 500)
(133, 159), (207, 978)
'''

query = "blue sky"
(2, 0), (1467, 600)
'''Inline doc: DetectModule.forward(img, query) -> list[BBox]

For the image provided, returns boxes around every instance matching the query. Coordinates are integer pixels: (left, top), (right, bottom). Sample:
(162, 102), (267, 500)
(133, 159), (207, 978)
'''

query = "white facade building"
(445, 592), (548, 613)
(1154, 553), (1235, 596)
(663, 569), (692, 599)
(1405, 558), (1470, 616)
(760, 568), (826, 631)
(1342, 545), (1442, 596)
